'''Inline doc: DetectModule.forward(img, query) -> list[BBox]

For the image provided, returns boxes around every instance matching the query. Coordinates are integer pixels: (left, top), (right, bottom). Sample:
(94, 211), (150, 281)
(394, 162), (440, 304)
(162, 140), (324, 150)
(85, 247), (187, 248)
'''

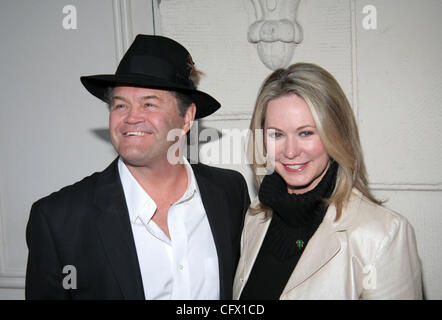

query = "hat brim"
(80, 74), (220, 119)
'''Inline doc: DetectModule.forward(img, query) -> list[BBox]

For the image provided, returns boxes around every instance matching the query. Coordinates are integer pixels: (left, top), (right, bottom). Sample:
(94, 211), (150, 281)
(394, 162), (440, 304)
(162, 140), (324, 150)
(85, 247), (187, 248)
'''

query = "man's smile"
(123, 131), (150, 137)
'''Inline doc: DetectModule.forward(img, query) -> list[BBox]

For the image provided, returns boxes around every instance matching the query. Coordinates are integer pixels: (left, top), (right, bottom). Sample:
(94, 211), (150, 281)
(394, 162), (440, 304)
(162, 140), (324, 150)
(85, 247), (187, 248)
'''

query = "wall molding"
(152, 0), (162, 35)
(370, 183), (442, 192)
(112, 0), (135, 64)
(0, 265), (26, 289)
(0, 171), (22, 289)
(349, 0), (360, 122)
(0, 274), (25, 289)
(248, 0), (303, 70)
(0, 188), (10, 288)
(205, 111), (252, 121)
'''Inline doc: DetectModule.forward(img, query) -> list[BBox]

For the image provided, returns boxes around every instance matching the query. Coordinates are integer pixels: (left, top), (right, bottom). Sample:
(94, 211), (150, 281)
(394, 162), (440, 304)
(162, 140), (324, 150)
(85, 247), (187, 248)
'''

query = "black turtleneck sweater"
(239, 161), (338, 300)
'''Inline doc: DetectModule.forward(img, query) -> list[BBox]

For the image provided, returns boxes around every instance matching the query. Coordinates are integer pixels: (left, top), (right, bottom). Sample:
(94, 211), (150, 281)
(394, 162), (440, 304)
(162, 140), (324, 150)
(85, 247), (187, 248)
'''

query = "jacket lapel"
(192, 164), (232, 299)
(93, 159), (145, 299)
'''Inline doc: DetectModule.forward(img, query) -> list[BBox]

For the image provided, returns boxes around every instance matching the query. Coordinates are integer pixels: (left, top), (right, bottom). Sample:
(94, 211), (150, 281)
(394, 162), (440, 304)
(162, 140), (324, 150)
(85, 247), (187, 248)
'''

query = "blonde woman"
(233, 63), (422, 299)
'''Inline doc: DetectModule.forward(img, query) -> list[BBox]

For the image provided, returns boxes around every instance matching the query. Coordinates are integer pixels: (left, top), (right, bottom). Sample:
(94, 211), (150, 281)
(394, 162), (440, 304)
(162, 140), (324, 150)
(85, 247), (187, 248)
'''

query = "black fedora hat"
(80, 34), (220, 119)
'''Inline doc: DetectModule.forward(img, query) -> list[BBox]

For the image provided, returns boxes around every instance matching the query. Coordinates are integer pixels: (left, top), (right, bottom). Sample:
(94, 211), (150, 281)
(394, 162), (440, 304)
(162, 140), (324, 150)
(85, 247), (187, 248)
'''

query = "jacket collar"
(191, 163), (233, 300)
(91, 159), (241, 300)
(93, 158), (145, 299)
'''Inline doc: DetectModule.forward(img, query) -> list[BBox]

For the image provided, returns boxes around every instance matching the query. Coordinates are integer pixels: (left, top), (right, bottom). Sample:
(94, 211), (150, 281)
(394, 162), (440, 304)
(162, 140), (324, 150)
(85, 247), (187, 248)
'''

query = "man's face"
(109, 86), (194, 167)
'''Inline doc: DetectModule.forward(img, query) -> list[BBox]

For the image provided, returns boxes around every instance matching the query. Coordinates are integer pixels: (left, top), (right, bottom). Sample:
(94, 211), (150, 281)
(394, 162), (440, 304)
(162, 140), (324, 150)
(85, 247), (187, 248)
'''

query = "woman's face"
(264, 94), (330, 194)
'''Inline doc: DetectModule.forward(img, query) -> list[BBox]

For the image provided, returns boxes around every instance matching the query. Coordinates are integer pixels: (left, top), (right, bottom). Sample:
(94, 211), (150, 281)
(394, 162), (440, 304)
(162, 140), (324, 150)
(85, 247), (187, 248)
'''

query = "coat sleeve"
(361, 215), (423, 299)
(25, 201), (70, 299)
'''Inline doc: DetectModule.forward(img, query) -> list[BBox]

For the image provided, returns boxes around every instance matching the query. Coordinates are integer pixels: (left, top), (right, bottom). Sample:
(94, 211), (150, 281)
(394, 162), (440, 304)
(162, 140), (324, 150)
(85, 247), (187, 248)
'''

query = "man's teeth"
(124, 131), (146, 136)
(286, 164), (304, 169)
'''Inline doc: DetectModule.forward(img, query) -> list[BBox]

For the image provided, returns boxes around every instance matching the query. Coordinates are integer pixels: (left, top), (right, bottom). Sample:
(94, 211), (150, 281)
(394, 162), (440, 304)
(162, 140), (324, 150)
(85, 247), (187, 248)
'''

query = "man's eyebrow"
(112, 95), (129, 103)
(139, 95), (161, 101)
(111, 95), (162, 103)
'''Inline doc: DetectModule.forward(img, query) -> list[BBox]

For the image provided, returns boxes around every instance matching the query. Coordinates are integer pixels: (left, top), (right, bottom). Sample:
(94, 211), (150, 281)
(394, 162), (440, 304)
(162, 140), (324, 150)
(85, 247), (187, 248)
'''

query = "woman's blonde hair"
(248, 63), (382, 220)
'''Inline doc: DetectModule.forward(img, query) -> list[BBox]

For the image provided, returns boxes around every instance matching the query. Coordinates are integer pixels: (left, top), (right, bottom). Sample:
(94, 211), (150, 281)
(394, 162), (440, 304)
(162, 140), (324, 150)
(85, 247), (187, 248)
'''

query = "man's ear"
(183, 103), (196, 134)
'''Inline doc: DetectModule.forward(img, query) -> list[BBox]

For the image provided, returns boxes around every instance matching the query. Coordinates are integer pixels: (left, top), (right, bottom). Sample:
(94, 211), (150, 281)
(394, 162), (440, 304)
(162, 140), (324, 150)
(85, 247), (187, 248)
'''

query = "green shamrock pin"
(296, 239), (304, 250)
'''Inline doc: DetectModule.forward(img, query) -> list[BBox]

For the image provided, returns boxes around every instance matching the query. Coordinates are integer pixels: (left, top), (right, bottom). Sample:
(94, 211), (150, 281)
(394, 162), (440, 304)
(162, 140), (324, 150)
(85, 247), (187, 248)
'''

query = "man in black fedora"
(25, 34), (250, 299)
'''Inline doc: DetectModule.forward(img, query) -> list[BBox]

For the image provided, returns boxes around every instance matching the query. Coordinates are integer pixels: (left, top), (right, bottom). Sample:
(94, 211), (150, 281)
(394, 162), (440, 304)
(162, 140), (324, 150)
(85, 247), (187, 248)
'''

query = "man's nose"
(125, 105), (144, 123)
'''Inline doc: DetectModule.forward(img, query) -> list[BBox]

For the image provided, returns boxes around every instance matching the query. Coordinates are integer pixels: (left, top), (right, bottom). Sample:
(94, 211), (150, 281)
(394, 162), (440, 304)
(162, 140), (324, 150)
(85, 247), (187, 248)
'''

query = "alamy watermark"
(362, 264), (377, 290)
(166, 121), (275, 175)
(62, 265), (77, 290)
(62, 5), (77, 30)
(61, 4), (377, 32)
(60, 262), (377, 291)
(362, 5), (377, 30)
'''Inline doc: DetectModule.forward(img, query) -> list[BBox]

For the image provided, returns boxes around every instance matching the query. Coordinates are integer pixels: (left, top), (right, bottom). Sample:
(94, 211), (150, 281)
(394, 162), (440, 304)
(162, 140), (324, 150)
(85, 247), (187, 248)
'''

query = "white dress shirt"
(118, 157), (220, 300)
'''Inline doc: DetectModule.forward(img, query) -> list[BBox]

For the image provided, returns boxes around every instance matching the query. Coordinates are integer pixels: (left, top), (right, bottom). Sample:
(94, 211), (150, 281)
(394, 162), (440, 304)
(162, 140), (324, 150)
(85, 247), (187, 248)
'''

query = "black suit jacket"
(25, 159), (250, 299)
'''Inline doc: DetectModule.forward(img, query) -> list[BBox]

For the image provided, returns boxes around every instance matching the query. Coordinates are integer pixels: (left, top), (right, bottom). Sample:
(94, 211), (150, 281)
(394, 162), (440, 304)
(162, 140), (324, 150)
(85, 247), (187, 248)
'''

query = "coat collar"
(235, 190), (363, 299)
(93, 158), (145, 299)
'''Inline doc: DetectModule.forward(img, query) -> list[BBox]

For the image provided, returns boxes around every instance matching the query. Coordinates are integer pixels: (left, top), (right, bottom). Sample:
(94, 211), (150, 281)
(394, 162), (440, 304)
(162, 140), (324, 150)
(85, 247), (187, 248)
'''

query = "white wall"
(159, 0), (442, 299)
(355, 0), (442, 299)
(0, 0), (441, 299)
(0, 0), (156, 299)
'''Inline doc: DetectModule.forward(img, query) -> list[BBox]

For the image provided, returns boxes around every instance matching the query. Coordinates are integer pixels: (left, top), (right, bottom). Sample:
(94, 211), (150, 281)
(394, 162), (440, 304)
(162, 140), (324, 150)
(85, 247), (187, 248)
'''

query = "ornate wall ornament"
(248, 0), (303, 70)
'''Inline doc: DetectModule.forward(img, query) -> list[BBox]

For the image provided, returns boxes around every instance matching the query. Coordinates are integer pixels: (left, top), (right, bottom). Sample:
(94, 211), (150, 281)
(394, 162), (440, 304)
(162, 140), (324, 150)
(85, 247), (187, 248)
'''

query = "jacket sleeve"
(361, 215), (423, 299)
(240, 174), (251, 217)
(25, 201), (70, 299)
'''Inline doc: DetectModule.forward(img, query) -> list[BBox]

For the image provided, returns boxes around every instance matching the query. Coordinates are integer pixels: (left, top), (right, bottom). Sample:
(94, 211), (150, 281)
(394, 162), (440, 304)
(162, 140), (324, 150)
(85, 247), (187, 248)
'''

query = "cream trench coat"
(233, 189), (422, 299)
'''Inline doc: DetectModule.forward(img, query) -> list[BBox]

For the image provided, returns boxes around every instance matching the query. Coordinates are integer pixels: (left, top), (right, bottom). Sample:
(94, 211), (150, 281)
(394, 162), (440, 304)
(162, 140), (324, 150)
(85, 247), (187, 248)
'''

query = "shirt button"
(178, 264), (184, 270)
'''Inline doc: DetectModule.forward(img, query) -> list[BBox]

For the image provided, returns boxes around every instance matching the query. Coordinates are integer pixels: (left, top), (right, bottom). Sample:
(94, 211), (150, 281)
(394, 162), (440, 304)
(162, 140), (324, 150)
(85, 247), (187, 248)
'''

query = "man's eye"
(144, 103), (155, 108)
(113, 104), (126, 110)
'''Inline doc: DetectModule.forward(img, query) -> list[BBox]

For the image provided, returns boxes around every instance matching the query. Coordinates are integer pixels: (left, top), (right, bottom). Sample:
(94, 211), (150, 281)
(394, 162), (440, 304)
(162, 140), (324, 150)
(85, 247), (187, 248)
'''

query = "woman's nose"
(284, 136), (300, 159)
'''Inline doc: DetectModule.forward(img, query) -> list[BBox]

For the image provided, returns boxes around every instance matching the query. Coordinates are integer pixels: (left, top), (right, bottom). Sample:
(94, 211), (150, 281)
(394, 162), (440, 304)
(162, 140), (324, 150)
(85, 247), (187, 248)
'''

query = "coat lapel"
(281, 208), (341, 296)
(233, 209), (271, 299)
(93, 159), (145, 299)
(192, 164), (232, 299)
(235, 206), (341, 299)
(281, 193), (362, 297)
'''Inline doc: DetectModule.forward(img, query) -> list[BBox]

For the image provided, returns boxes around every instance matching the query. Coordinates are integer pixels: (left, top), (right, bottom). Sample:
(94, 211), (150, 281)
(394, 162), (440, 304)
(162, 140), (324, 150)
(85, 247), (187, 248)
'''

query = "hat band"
(116, 55), (195, 89)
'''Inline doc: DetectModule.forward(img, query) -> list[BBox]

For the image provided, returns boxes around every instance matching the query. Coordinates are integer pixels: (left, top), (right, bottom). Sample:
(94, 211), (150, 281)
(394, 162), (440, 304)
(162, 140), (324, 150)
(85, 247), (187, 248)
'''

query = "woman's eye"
(300, 131), (313, 137)
(267, 131), (282, 138)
